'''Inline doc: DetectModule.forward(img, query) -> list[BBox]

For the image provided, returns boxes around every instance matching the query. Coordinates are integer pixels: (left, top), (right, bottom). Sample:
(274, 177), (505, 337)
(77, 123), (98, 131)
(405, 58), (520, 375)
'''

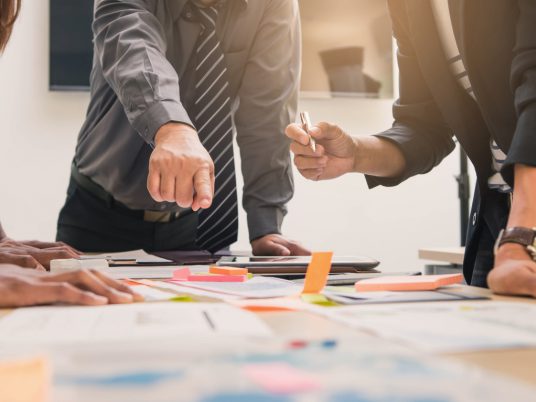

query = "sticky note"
(354, 273), (464, 292)
(0, 356), (50, 402)
(244, 362), (321, 394)
(172, 268), (191, 281)
(301, 293), (338, 307)
(301, 252), (333, 294)
(186, 274), (247, 282)
(209, 266), (248, 276)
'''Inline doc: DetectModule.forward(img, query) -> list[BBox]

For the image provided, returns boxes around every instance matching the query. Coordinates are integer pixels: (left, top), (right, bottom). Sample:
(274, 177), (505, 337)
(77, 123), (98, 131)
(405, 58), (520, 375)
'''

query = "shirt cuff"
(132, 100), (195, 145)
(247, 206), (286, 242)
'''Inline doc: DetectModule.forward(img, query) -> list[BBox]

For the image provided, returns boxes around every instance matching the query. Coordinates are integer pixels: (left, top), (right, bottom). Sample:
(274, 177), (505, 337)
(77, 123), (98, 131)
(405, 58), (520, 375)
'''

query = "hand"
(148, 123), (215, 211)
(286, 122), (357, 181)
(488, 244), (536, 297)
(0, 238), (80, 270)
(251, 234), (311, 256)
(0, 264), (144, 307)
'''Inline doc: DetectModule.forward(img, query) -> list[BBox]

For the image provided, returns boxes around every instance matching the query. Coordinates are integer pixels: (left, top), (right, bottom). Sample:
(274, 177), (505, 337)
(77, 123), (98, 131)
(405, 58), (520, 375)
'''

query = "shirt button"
(472, 213), (477, 226)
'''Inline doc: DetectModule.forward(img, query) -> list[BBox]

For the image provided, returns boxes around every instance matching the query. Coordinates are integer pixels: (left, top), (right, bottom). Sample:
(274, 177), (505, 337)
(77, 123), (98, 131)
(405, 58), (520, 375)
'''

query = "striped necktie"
(191, 4), (238, 252)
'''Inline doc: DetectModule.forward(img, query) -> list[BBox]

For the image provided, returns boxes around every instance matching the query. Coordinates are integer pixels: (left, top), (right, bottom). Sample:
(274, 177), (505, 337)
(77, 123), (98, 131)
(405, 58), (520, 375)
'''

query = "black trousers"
(464, 187), (510, 288)
(56, 179), (200, 253)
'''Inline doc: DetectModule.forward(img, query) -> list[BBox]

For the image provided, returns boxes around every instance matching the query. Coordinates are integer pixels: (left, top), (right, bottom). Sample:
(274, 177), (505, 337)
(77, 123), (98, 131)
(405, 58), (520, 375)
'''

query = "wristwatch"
(494, 227), (536, 261)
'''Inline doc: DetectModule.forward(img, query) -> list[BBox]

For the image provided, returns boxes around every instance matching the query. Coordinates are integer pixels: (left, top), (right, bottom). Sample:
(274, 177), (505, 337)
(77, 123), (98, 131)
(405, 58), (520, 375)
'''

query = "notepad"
(354, 273), (463, 292)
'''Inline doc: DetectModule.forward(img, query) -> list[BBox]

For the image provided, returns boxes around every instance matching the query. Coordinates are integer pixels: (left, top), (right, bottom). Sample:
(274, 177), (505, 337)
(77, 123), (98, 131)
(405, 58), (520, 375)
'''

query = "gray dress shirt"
(74, 0), (301, 241)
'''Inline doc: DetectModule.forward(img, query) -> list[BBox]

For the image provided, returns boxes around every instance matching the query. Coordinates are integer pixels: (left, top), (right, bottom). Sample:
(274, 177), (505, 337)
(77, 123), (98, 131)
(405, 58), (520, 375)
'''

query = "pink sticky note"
(172, 268), (191, 281)
(244, 363), (321, 395)
(186, 274), (247, 282)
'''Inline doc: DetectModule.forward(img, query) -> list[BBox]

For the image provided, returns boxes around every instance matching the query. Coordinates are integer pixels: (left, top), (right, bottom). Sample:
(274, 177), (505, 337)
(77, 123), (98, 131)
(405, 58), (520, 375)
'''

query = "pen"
(300, 111), (316, 152)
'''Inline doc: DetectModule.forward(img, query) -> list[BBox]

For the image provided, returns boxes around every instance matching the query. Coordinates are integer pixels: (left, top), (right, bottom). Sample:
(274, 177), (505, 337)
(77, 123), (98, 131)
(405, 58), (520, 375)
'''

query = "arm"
(287, 0), (455, 185)
(234, 0), (305, 252)
(94, 0), (213, 210)
(488, 0), (536, 297)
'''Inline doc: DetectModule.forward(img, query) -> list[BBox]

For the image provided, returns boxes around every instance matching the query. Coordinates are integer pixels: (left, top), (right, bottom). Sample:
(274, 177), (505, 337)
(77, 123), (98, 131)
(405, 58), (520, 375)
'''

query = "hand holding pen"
(285, 115), (358, 181)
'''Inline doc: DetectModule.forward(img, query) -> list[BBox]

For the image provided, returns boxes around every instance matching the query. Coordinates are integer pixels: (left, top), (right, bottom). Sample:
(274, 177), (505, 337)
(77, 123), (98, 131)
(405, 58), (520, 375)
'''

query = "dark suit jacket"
(367, 0), (536, 285)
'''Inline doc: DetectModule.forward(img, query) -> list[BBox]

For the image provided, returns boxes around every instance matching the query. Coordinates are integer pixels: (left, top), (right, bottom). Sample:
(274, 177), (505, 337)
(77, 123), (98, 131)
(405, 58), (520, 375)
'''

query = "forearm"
(353, 136), (407, 178)
(507, 164), (536, 227)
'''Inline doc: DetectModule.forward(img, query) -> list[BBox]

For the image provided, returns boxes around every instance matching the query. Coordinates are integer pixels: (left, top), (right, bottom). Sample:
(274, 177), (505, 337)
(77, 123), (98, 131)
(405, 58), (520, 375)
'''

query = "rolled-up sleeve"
(233, 0), (300, 241)
(367, 0), (455, 189)
(503, 0), (536, 184)
(93, 0), (194, 144)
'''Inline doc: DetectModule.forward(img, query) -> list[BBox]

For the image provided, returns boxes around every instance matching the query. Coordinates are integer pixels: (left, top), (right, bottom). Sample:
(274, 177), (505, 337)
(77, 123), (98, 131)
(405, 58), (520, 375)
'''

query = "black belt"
(70, 162), (185, 223)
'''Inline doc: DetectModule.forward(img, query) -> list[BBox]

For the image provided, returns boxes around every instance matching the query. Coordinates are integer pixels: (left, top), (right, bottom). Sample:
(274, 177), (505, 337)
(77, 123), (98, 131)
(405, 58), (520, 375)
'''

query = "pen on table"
(300, 111), (316, 152)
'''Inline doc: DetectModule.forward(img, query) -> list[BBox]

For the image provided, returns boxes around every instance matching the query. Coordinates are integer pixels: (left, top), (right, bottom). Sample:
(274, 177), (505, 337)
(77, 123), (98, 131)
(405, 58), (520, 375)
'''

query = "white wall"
(0, 2), (463, 272)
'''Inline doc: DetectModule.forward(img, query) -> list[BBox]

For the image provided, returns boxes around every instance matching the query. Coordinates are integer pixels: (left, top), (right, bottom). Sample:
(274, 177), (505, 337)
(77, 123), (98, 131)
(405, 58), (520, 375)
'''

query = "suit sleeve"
(503, 0), (536, 182)
(93, 0), (194, 145)
(366, 0), (455, 188)
(233, 0), (300, 241)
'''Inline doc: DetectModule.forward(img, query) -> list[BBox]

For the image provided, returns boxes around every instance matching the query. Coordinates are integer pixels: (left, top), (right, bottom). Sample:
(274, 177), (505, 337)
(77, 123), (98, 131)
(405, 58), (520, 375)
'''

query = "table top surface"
(259, 286), (536, 386)
(418, 247), (465, 265)
(1, 285), (535, 388)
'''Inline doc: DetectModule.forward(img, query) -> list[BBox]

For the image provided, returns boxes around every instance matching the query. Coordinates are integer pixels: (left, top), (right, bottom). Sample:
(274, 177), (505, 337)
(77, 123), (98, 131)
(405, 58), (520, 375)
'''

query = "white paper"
(0, 303), (272, 344)
(323, 301), (536, 352)
(174, 276), (302, 299)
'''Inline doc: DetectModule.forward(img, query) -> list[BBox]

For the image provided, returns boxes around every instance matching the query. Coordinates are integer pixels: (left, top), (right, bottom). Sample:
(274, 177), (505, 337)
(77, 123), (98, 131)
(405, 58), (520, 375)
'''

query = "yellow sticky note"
(302, 252), (333, 294)
(0, 356), (50, 402)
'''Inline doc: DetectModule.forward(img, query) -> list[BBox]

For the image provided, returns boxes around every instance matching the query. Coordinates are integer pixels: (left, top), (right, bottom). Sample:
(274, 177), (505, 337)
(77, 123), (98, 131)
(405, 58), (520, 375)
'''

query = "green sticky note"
(170, 295), (194, 302)
(301, 293), (339, 307)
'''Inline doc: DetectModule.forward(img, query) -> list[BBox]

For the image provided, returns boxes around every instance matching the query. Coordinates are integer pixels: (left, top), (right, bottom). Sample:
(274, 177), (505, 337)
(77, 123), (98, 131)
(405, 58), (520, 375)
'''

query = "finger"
(160, 173), (177, 203)
(0, 253), (45, 270)
(294, 155), (328, 170)
(41, 246), (80, 259)
(31, 282), (109, 306)
(285, 123), (311, 146)
(44, 270), (134, 304)
(29, 249), (81, 269)
(192, 167), (213, 211)
(298, 168), (324, 181)
(174, 170), (195, 208)
(147, 167), (163, 202)
(91, 270), (144, 302)
(20, 240), (81, 255)
(290, 141), (325, 158)
(286, 242), (312, 256)
(263, 240), (291, 257)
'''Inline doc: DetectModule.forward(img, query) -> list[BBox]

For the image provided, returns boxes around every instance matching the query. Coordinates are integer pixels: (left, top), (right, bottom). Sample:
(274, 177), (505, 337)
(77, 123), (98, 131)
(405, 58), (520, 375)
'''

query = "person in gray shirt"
(57, 0), (310, 255)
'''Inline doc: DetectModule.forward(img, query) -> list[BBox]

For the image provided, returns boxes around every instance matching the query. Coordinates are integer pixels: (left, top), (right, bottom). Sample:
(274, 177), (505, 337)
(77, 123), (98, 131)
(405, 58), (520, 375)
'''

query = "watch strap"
(498, 227), (536, 248)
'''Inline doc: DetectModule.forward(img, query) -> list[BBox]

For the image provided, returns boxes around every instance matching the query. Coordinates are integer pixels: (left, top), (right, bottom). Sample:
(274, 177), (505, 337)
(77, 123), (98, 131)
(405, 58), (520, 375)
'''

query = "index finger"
(192, 167), (214, 211)
(285, 123), (311, 146)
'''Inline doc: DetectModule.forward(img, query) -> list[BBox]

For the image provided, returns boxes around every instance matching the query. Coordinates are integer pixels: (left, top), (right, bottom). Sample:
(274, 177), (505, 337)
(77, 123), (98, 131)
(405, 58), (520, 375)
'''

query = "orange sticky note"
(354, 273), (463, 292)
(301, 252), (333, 294)
(185, 274), (247, 282)
(0, 356), (50, 402)
(209, 266), (248, 276)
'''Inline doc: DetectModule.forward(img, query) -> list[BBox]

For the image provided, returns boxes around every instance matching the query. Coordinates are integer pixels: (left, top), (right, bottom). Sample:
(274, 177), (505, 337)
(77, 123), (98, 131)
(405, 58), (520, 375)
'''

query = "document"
(323, 301), (536, 352)
(173, 276), (302, 299)
(0, 303), (272, 344)
(36, 338), (536, 402)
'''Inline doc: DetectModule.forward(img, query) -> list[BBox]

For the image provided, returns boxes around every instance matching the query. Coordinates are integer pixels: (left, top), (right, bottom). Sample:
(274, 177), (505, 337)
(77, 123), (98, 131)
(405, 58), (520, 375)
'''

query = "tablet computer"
(216, 256), (379, 274)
